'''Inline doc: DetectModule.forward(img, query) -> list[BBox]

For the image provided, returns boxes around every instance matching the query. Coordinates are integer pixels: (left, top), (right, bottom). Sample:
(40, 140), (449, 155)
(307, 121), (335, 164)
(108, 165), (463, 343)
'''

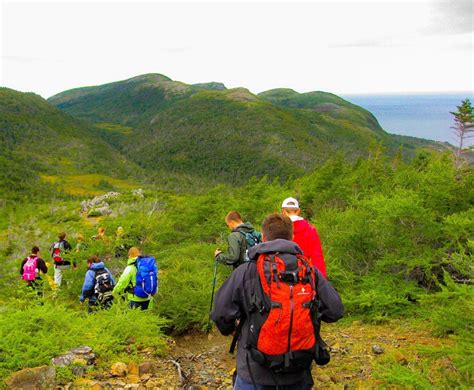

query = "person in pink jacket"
(281, 197), (328, 278)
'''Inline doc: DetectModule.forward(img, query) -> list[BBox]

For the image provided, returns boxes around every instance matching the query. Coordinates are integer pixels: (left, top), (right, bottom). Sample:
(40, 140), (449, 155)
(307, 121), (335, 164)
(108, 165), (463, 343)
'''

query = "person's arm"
(311, 226), (327, 278)
(315, 269), (344, 323)
(19, 258), (26, 275)
(37, 258), (48, 274)
(80, 270), (95, 302)
(113, 266), (133, 295)
(106, 267), (116, 286)
(210, 265), (246, 335)
(216, 232), (244, 267)
(64, 240), (73, 252)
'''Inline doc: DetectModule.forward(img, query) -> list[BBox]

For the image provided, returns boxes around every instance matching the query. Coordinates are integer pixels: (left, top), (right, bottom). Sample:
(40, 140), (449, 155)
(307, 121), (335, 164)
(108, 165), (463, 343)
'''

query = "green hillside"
(0, 88), (143, 201)
(48, 74), (438, 184)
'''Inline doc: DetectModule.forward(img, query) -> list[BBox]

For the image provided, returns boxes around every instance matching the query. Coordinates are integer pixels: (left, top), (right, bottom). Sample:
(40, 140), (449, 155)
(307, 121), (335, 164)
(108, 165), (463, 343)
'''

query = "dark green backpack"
(239, 230), (262, 261)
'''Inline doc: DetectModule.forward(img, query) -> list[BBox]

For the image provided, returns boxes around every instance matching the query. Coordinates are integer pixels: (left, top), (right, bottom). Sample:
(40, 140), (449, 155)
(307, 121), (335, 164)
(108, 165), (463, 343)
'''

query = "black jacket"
(211, 239), (344, 385)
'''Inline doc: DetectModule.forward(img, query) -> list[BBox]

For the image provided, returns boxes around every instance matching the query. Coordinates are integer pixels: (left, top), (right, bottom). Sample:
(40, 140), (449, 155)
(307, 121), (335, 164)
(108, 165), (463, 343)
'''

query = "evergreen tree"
(450, 98), (474, 169)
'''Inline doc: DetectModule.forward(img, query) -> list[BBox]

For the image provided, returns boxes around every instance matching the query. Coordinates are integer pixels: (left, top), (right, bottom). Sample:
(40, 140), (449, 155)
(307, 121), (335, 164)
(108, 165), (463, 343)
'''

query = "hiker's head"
(128, 246), (140, 259)
(261, 213), (293, 242)
(58, 232), (67, 240)
(98, 227), (106, 236)
(87, 255), (101, 266)
(281, 197), (300, 216)
(31, 246), (40, 255)
(225, 211), (243, 230)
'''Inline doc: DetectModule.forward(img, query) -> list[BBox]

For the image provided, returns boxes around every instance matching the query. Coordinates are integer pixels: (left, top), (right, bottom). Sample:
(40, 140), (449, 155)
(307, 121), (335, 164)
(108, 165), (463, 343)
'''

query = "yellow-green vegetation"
(0, 150), (472, 387)
(40, 174), (139, 196)
(95, 123), (133, 135)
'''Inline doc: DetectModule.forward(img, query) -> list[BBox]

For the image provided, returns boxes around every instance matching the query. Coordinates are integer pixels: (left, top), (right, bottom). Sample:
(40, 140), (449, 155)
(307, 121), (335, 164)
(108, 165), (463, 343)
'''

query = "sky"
(0, 0), (473, 98)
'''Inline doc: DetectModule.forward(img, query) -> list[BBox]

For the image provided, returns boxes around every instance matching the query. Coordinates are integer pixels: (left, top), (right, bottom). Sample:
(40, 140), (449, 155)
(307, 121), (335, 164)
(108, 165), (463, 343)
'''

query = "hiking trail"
(68, 320), (453, 388)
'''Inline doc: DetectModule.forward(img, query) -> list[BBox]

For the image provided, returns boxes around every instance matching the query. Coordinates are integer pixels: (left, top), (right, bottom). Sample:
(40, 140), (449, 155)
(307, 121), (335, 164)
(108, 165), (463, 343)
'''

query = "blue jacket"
(80, 262), (115, 302)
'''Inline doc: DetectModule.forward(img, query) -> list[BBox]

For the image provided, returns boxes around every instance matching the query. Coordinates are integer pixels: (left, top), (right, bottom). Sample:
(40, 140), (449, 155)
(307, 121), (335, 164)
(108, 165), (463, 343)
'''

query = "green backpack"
(239, 230), (262, 262)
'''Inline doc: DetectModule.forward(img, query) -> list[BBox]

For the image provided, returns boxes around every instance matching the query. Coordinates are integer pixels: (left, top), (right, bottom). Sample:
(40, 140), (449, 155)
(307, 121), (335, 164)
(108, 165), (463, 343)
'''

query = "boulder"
(132, 189), (145, 198)
(71, 366), (86, 377)
(5, 365), (56, 390)
(111, 362), (128, 377)
(90, 204), (113, 216)
(70, 346), (92, 355)
(81, 192), (120, 213)
(372, 345), (385, 354)
(127, 362), (139, 376)
(138, 361), (156, 376)
(52, 352), (75, 367)
(52, 346), (95, 367)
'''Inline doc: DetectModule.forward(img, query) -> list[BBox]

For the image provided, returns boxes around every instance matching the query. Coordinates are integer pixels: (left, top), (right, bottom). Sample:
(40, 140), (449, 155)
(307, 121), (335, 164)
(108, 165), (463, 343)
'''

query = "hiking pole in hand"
(207, 258), (219, 333)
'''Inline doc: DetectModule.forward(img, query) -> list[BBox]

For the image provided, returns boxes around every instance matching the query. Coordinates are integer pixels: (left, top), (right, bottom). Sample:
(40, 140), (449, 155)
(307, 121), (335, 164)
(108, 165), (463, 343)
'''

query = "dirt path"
(69, 320), (453, 388)
(165, 320), (452, 388)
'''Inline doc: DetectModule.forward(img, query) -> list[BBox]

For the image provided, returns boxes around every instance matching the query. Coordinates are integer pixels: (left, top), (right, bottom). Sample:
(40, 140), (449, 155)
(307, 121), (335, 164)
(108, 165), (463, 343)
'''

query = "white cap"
(281, 197), (300, 209)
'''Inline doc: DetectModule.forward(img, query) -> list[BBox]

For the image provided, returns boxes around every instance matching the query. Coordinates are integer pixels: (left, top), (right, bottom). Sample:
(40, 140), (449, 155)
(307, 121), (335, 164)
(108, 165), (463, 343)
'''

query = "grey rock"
(71, 366), (86, 377)
(70, 346), (92, 355)
(81, 192), (120, 213)
(52, 352), (75, 367)
(93, 205), (113, 216)
(132, 189), (145, 198)
(52, 346), (95, 367)
(372, 344), (385, 354)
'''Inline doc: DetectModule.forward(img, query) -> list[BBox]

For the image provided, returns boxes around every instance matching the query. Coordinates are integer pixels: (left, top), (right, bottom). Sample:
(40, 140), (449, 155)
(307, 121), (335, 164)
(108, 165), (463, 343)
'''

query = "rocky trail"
(44, 320), (453, 389)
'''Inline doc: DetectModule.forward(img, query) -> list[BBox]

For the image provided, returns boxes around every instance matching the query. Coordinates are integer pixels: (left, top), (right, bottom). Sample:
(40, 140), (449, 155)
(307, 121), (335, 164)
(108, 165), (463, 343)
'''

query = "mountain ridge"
(46, 73), (439, 185)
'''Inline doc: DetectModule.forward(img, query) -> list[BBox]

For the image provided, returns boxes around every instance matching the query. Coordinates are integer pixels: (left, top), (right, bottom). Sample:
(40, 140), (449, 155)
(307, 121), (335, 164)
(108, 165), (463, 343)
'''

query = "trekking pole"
(206, 258), (219, 333)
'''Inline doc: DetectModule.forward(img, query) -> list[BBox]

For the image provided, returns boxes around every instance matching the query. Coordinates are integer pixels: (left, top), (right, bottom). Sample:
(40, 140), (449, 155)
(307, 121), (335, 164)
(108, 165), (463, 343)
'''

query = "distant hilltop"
(0, 74), (442, 200)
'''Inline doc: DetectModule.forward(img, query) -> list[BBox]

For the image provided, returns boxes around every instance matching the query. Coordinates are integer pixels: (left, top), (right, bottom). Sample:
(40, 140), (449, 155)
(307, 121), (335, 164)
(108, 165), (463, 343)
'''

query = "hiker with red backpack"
(211, 213), (343, 389)
(282, 197), (328, 278)
(214, 211), (262, 269)
(80, 255), (115, 313)
(20, 246), (48, 288)
(113, 247), (158, 310)
(50, 232), (73, 287)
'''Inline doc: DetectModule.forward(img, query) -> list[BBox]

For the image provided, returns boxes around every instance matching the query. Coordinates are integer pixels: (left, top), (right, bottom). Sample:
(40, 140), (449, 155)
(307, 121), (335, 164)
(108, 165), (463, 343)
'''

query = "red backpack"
(245, 253), (326, 373)
(51, 242), (63, 264)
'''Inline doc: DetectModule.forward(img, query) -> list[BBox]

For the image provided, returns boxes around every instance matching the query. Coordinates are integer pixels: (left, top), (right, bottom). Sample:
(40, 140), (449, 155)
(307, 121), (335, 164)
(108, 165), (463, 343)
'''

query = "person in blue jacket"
(80, 255), (115, 312)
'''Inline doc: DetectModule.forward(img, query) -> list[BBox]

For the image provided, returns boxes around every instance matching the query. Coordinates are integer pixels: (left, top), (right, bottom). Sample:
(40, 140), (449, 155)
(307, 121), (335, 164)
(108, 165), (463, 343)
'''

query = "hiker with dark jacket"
(211, 213), (344, 389)
(214, 211), (262, 269)
(282, 197), (328, 278)
(20, 246), (48, 288)
(50, 232), (73, 287)
(80, 255), (115, 312)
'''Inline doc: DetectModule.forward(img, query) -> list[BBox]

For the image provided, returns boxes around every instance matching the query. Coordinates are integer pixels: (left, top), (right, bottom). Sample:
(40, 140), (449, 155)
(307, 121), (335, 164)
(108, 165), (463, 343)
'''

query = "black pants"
(88, 298), (113, 313)
(129, 300), (150, 310)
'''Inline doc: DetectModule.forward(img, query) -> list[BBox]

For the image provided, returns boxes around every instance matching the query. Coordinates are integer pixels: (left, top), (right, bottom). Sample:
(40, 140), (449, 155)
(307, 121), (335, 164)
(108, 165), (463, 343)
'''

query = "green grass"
(0, 151), (472, 386)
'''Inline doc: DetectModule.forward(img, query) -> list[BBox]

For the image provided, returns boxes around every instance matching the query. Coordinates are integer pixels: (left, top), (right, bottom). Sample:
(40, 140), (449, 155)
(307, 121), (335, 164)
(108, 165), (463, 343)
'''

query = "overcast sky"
(0, 0), (472, 98)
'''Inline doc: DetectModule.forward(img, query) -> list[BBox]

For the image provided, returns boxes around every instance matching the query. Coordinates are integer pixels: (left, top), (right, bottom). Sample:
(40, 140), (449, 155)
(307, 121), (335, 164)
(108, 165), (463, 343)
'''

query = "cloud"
(425, 0), (473, 35)
(160, 46), (193, 54)
(1, 56), (41, 63)
(329, 38), (402, 49)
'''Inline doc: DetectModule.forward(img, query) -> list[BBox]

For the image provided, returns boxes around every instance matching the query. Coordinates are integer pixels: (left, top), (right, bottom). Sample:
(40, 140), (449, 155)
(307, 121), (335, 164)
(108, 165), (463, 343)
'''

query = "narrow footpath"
(68, 320), (453, 389)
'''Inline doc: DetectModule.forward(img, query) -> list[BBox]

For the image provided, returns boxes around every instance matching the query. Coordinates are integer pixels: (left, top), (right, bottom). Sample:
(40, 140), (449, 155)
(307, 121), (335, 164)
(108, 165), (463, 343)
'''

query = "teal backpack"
(239, 230), (262, 262)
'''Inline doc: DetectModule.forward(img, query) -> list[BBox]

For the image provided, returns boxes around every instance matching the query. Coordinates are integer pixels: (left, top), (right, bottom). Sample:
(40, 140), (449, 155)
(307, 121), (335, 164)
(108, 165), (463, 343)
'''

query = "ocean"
(342, 93), (474, 145)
